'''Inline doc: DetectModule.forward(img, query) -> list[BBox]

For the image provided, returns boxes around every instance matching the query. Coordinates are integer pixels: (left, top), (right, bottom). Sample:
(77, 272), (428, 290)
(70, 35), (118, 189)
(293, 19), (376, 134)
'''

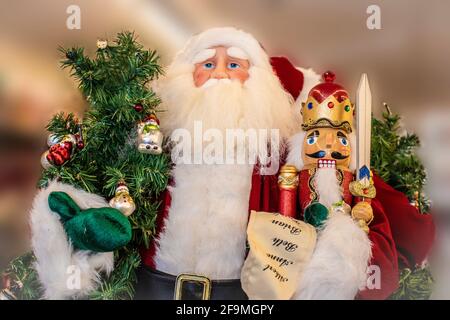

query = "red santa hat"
(170, 27), (305, 100)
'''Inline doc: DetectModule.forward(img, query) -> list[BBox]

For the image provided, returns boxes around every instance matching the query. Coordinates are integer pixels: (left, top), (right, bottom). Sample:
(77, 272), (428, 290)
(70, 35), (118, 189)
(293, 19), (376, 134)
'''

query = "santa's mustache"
(306, 150), (349, 160)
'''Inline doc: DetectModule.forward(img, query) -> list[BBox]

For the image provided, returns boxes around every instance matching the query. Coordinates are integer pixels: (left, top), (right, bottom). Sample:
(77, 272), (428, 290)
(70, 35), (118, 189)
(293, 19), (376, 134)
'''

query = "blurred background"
(0, 0), (449, 297)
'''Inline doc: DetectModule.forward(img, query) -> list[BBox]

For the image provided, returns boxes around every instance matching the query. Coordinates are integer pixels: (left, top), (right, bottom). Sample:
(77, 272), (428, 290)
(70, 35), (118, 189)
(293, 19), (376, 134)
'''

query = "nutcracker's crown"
(301, 71), (354, 133)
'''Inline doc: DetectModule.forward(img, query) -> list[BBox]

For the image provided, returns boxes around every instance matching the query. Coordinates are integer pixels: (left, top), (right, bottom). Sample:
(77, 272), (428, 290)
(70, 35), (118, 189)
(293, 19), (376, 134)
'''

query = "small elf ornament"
(279, 71), (375, 232)
(137, 114), (163, 155)
(109, 181), (136, 217)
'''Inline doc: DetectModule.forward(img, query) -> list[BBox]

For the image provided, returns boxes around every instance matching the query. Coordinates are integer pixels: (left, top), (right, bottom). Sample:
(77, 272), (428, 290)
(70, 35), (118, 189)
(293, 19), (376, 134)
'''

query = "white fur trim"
(294, 210), (372, 299)
(169, 27), (272, 71)
(227, 47), (249, 60)
(192, 48), (216, 64)
(286, 131), (306, 171)
(154, 164), (253, 279)
(294, 67), (321, 114)
(30, 181), (114, 299)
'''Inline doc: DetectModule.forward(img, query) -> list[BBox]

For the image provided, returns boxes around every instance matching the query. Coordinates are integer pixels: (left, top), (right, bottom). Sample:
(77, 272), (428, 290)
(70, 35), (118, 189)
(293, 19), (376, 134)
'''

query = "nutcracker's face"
(302, 127), (351, 170)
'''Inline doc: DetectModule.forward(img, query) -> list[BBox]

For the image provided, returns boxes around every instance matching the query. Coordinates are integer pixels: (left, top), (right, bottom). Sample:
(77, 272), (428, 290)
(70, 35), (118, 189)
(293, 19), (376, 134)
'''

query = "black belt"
(134, 266), (248, 300)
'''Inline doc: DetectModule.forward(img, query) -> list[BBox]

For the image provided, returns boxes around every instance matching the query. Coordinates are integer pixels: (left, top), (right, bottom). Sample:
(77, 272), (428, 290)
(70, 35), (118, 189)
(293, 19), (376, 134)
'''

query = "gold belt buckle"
(174, 273), (211, 300)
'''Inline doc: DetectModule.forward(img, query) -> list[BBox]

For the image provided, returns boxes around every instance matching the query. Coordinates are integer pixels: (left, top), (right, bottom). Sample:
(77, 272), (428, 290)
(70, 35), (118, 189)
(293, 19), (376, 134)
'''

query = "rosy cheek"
(230, 69), (249, 83)
(193, 68), (210, 87)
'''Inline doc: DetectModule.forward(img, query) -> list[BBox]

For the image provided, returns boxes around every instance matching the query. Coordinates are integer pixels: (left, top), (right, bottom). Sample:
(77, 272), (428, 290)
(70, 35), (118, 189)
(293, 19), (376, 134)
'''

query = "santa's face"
(302, 127), (351, 170)
(193, 46), (250, 87)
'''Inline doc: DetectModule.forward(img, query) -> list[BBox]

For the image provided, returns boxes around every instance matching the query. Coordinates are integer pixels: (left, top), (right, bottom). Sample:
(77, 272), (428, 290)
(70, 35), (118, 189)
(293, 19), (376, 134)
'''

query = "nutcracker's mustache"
(331, 151), (349, 160)
(306, 150), (349, 160)
(306, 151), (326, 158)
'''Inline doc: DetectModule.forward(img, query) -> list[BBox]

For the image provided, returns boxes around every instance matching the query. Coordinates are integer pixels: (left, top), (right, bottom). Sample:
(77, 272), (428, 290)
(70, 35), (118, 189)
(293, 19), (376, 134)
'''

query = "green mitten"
(304, 202), (329, 228)
(48, 191), (132, 252)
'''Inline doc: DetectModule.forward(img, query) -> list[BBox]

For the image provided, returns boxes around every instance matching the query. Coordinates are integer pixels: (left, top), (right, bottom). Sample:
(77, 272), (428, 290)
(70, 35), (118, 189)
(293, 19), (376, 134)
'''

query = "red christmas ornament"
(47, 141), (73, 166)
(134, 103), (143, 112)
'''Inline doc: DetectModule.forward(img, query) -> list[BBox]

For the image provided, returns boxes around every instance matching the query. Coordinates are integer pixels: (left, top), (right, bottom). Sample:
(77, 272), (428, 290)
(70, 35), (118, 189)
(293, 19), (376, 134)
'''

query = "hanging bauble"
(109, 182), (136, 217)
(96, 39), (108, 49)
(137, 114), (163, 155)
(133, 103), (143, 112)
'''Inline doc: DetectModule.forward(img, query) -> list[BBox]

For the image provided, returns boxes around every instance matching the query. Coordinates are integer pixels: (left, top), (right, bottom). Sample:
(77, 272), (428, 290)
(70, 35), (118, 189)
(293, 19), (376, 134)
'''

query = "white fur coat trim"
(294, 210), (372, 300)
(30, 181), (114, 300)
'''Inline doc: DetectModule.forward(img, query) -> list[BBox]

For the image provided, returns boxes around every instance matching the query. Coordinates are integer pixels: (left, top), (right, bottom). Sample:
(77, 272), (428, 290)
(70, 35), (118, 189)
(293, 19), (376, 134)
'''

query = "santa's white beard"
(153, 65), (296, 278)
(157, 65), (298, 141)
(313, 168), (343, 209)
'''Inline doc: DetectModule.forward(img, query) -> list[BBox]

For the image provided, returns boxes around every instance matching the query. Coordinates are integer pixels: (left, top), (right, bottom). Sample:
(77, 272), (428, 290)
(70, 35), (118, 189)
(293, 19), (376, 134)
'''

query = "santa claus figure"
(279, 71), (435, 299)
(135, 27), (320, 299)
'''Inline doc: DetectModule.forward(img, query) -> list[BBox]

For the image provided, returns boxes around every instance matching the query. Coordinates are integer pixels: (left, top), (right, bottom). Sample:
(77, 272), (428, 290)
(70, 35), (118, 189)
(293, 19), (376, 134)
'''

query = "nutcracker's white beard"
(156, 65), (298, 151)
(313, 168), (343, 209)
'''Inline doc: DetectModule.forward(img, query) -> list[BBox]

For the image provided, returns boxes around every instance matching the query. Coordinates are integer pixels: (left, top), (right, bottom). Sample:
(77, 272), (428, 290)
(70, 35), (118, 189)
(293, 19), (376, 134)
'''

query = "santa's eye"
(228, 62), (240, 69)
(307, 136), (318, 145)
(203, 62), (215, 69)
(339, 137), (348, 146)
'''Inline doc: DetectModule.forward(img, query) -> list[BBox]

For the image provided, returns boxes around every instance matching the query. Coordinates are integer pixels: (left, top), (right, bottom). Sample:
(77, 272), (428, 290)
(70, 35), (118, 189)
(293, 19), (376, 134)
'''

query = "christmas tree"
(1, 31), (170, 299)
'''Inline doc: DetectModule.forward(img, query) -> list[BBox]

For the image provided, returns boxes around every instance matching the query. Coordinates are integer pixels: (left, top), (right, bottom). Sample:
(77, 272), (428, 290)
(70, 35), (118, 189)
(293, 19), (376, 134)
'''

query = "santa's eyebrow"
(337, 131), (347, 138)
(227, 47), (249, 60)
(307, 130), (320, 138)
(192, 48), (216, 64)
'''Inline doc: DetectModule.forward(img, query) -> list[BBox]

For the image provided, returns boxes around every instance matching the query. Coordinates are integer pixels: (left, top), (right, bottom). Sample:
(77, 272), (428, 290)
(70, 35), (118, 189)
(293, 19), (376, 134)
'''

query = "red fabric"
(372, 175), (435, 268)
(356, 197), (399, 299)
(270, 56), (304, 100)
(140, 188), (172, 269)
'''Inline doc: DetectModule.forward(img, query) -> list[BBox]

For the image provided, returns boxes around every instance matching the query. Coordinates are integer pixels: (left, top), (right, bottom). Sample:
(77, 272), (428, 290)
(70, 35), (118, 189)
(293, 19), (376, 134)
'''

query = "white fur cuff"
(30, 181), (114, 299)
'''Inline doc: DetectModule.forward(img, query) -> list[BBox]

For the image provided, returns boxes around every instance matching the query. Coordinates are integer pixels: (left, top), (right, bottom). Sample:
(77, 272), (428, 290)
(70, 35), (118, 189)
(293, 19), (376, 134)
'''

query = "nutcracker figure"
(279, 71), (374, 229)
(279, 71), (392, 299)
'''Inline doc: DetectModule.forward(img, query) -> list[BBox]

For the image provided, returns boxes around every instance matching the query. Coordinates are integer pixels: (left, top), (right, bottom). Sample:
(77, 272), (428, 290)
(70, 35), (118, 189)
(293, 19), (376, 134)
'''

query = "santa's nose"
(211, 63), (229, 79)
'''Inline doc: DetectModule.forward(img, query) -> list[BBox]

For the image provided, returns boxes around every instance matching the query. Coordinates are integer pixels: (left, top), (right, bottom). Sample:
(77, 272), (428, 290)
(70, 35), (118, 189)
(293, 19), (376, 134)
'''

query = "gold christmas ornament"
(96, 39), (108, 49)
(109, 182), (136, 217)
